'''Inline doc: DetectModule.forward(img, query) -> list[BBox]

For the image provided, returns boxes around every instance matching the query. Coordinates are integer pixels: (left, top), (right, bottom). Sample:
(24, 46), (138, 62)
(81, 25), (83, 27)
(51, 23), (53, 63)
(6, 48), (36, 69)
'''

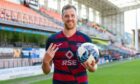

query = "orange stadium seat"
(25, 14), (29, 24)
(29, 15), (34, 24)
(17, 12), (23, 22)
(39, 17), (44, 26)
(23, 14), (26, 23)
(4, 9), (11, 20)
(0, 8), (5, 19)
(11, 11), (18, 21)
(42, 18), (46, 26)
(34, 16), (40, 25)
(44, 19), (48, 26)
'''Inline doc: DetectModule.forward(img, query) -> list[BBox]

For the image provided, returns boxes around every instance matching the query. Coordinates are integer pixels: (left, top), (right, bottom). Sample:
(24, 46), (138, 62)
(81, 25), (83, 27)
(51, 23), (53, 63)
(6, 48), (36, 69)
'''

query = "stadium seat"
(17, 12), (23, 22)
(4, 9), (11, 20)
(11, 11), (18, 21)
(0, 8), (5, 19)
(29, 15), (34, 24)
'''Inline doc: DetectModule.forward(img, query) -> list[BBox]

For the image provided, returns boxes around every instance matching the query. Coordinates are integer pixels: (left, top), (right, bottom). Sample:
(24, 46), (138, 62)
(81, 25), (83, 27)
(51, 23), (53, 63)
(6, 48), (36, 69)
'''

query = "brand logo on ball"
(77, 42), (99, 63)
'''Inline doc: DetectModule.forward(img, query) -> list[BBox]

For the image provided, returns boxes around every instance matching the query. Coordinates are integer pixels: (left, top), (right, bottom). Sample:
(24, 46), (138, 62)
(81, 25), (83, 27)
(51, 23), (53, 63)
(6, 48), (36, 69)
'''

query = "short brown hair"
(62, 4), (76, 16)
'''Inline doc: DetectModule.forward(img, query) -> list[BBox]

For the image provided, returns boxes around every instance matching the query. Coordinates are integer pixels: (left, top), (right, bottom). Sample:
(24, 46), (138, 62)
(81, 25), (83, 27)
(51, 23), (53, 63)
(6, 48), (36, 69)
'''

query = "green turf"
(0, 74), (52, 84)
(32, 59), (140, 84)
(89, 59), (140, 84)
(1, 58), (140, 84)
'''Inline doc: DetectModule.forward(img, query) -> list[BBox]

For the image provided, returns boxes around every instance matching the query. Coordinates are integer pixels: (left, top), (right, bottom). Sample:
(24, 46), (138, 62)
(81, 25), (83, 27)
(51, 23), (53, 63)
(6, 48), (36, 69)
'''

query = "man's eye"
(71, 15), (75, 18)
(65, 15), (69, 18)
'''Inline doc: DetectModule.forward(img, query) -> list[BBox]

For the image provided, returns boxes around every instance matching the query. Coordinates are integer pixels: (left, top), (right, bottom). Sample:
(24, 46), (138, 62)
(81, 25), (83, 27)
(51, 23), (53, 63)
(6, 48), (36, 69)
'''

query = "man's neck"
(63, 28), (76, 38)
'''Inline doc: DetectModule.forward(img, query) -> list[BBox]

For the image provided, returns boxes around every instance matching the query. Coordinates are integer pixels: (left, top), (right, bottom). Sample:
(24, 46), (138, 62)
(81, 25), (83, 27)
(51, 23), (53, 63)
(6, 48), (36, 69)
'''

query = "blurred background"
(0, 0), (140, 84)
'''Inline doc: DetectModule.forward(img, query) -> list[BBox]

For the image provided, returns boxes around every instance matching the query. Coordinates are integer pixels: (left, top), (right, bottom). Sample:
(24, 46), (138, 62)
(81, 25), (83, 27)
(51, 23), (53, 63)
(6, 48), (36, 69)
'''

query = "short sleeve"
(84, 34), (92, 43)
(86, 36), (92, 43)
(45, 37), (52, 51)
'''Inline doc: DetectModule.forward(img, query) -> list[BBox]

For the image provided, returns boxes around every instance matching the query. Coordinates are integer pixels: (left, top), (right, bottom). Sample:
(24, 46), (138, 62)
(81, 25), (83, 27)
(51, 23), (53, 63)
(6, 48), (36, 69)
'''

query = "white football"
(77, 42), (99, 63)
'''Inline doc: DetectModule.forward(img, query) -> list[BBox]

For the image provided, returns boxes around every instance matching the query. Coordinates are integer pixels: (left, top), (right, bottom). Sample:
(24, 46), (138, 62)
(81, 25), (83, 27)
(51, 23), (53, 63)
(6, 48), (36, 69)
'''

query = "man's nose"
(68, 16), (73, 20)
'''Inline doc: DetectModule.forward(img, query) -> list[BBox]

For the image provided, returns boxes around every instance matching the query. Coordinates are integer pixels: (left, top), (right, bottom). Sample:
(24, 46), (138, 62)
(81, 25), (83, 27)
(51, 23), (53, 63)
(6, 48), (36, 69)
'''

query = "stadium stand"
(0, 0), (139, 82)
(0, 0), (63, 30)
(39, 7), (63, 27)
(40, 7), (62, 22)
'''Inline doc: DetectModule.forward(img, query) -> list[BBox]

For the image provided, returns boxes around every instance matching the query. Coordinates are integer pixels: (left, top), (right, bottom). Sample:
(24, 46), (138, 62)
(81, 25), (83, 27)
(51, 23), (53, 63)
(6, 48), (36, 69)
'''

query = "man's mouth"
(67, 20), (73, 23)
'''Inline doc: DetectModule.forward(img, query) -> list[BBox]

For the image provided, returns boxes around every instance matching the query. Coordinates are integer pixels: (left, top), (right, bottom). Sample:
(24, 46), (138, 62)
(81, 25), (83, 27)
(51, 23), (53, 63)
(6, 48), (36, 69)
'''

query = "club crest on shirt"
(62, 50), (77, 66)
(65, 50), (73, 59)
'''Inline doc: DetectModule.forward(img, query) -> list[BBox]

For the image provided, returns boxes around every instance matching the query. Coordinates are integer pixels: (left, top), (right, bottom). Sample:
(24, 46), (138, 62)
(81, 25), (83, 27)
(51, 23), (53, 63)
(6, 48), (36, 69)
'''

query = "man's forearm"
(42, 61), (51, 74)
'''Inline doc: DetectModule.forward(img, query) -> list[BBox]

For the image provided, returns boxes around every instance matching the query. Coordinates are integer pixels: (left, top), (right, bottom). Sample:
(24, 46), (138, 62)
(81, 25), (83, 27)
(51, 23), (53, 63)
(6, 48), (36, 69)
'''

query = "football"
(77, 42), (99, 64)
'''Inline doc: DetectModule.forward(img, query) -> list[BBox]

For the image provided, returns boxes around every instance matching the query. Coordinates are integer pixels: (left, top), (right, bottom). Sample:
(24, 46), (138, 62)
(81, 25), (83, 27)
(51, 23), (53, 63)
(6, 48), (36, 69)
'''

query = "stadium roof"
(78, 0), (140, 16)
(78, 0), (119, 12)
(108, 0), (140, 8)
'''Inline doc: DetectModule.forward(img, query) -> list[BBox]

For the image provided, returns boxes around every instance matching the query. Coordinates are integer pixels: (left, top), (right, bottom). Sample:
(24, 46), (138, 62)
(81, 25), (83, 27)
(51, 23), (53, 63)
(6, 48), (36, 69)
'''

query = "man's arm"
(42, 53), (52, 74)
(42, 62), (52, 74)
(42, 43), (59, 74)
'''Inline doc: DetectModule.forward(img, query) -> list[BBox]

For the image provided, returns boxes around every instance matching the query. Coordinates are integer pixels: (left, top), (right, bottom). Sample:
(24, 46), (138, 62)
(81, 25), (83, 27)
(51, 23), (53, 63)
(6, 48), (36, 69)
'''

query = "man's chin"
(65, 27), (75, 30)
(65, 24), (76, 30)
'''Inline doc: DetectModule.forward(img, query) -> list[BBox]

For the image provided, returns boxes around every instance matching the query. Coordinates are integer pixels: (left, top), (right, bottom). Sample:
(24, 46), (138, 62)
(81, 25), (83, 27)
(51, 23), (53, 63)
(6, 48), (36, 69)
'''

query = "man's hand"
(82, 60), (98, 72)
(43, 43), (59, 63)
(42, 43), (59, 74)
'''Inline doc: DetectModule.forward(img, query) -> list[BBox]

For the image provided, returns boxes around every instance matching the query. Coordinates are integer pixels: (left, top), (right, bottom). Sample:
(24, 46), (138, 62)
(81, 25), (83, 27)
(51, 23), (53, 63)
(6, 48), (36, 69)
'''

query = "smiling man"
(42, 4), (97, 84)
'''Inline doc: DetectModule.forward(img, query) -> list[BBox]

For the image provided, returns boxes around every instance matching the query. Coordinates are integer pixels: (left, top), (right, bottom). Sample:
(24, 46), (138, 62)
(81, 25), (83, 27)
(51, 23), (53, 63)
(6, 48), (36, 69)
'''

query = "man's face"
(62, 8), (77, 30)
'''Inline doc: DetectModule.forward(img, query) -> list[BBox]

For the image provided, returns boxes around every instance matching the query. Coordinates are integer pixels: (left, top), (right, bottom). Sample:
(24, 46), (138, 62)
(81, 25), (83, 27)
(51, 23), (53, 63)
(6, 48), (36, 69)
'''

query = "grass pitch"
(33, 59), (140, 84)
(1, 58), (140, 84)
